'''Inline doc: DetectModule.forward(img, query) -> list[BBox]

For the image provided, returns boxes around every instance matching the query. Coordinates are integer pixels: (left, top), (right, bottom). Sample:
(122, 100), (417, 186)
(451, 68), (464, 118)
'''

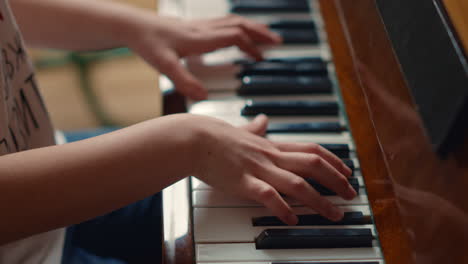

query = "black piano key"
(238, 60), (328, 77)
(238, 76), (332, 95)
(267, 122), (344, 133)
(255, 228), (373, 249)
(241, 101), (339, 116)
(272, 29), (319, 44)
(230, 0), (310, 14)
(305, 178), (359, 195)
(252, 212), (372, 226)
(235, 57), (324, 65)
(320, 143), (350, 158)
(269, 20), (316, 30)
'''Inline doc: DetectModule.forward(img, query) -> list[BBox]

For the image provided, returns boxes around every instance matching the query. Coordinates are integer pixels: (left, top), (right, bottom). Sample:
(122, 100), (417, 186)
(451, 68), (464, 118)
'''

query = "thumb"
(241, 114), (269, 136)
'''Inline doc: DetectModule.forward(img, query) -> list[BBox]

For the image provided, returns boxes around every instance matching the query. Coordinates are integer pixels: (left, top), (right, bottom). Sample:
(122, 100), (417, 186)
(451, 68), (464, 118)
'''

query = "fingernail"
(329, 207), (344, 221)
(345, 185), (357, 200)
(272, 33), (283, 43)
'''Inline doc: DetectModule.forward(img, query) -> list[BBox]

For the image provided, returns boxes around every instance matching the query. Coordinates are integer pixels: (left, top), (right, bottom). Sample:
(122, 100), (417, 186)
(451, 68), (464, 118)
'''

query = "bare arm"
(10, 0), (282, 100)
(10, 0), (146, 51)
(0, 114), (355, 245)
(0, 114), (198, 244)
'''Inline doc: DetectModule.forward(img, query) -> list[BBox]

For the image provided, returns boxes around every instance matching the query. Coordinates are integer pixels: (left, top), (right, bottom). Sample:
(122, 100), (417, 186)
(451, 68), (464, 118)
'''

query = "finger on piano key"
(196, 242), (382, 262)
(201, 45), (328, 66)
(192, 189), (369, 208)
(193, 206), (374, 243)
(305, 178), (359, 196)
(191, 172), (365, 191)
(271, 28), (320, 44)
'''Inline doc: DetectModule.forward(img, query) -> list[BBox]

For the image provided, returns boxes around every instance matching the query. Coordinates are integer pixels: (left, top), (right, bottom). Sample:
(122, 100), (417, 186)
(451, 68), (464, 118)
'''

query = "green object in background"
(34, 48), (133, 127)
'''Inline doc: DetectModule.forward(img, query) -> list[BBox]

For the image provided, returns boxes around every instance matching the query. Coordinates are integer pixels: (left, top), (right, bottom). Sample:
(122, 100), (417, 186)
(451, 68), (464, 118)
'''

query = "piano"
(157, 0), (468, 264)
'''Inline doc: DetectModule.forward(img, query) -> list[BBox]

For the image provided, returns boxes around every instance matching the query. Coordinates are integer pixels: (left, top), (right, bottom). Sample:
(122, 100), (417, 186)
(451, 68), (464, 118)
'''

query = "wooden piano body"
(158, 0), (468, 263)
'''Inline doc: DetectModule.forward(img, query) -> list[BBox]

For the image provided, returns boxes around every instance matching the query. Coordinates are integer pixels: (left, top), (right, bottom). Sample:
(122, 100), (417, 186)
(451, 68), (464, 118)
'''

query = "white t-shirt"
(0, 0), (65, 263)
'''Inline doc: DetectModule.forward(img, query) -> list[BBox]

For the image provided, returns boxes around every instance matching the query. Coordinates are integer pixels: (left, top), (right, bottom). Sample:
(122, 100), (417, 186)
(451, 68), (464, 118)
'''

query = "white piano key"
(192, 189), (370, 207)
(196, 242), (382, 262)
(189, 98), (339, 115)
(194, 207), (375, 243)
(185, 0), (230, 18)
(203, 78), (241, 92)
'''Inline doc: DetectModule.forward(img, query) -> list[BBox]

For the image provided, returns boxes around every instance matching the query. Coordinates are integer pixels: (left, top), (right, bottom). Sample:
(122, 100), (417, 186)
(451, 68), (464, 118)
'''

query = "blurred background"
(29, 0), (162, 132)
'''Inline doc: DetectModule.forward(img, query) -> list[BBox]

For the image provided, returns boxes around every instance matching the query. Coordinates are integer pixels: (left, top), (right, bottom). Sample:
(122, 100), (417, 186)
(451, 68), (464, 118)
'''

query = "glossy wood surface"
(319, 1), (413, 263)
(443, 0), (468, 54)
(325, 0), (468, 263)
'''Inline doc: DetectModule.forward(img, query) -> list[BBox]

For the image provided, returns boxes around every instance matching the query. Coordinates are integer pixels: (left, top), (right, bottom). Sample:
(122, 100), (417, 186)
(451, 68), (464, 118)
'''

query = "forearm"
(10, 0), (150, 50)
(0, 114), (197, 244)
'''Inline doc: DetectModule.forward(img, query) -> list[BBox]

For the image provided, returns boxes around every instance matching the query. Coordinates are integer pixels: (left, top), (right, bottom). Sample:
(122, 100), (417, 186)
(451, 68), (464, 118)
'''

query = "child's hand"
(126, 15), (282, 100)
(187, 114), (355, 225)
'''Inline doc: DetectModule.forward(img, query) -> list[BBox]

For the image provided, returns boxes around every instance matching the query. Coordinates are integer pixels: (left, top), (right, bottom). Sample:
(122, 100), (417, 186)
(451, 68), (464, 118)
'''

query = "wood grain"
(324, 0), (468, 263)
(443, 0), (468, 54)
(319, 1), (413, 263)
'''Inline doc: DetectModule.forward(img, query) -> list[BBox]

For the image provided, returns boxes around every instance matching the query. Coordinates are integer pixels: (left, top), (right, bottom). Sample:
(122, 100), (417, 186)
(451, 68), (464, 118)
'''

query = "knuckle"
(290, 178), (308, 193)
(258, 147), (279, 160)
(257, 186), (276, 201)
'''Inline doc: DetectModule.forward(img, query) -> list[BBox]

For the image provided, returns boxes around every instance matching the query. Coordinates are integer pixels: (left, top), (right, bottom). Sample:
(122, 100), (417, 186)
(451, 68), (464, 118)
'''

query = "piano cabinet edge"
(319, 0), (414, 264)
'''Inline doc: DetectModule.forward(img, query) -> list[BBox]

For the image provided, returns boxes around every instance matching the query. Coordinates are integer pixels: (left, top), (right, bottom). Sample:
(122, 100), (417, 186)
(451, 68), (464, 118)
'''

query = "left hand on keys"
(127, 15), (282, 100)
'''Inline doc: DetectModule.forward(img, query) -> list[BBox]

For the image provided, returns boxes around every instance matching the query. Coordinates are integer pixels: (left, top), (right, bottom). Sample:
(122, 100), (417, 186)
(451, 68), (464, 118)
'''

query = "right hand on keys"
(189, 114), (356, 225)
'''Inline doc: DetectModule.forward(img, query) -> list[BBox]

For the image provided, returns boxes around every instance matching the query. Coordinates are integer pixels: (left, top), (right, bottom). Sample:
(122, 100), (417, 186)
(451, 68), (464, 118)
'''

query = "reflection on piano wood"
(159, 0), (468, 264)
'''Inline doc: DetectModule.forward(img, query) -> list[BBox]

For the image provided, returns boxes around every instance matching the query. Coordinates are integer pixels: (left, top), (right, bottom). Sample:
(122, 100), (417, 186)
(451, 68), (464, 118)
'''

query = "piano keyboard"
(159, 0), (384, 263)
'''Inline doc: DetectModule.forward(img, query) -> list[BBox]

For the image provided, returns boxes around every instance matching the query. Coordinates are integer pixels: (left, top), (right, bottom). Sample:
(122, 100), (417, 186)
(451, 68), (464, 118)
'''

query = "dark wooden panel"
(320, 1), (413, 263)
